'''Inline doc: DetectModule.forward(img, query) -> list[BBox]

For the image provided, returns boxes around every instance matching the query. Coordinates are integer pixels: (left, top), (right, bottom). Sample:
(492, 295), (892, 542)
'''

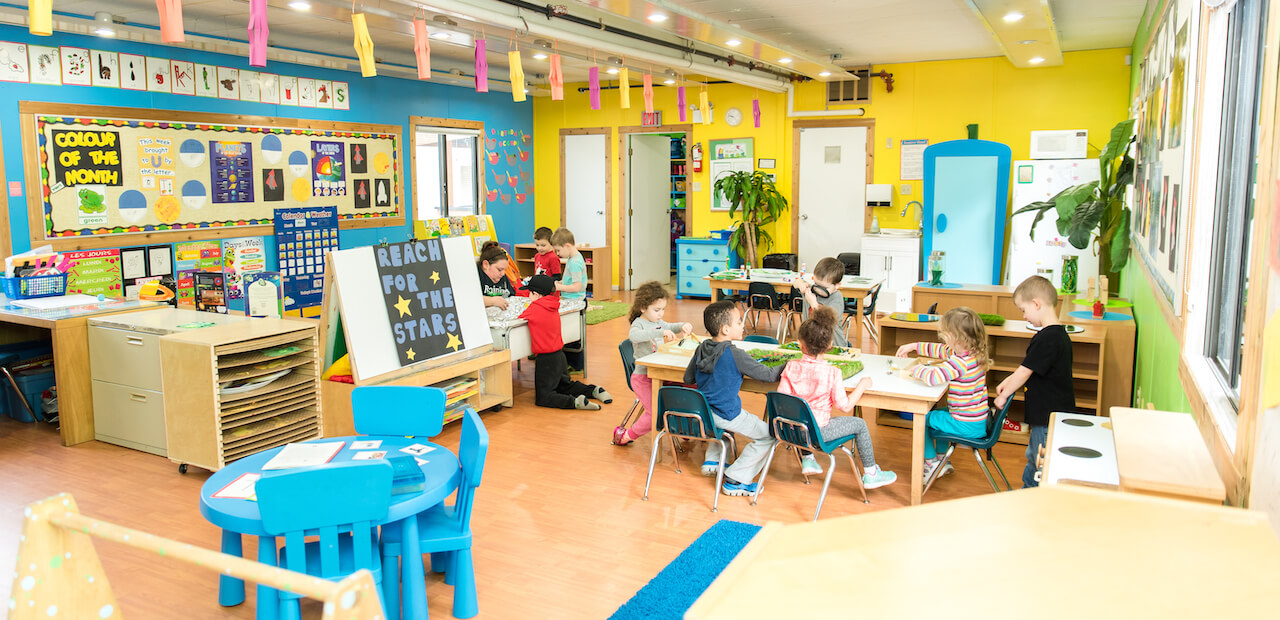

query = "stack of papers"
(261, 441), (345, 470)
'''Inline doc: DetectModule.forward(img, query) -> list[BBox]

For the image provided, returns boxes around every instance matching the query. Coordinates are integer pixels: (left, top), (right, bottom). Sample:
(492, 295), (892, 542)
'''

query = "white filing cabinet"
(860, 235), (920, 313)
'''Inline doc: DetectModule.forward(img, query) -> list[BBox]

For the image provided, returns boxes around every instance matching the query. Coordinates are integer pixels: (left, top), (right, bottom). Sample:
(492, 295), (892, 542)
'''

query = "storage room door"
(797, 126), (867, 267)
(628, 134), (671, 289)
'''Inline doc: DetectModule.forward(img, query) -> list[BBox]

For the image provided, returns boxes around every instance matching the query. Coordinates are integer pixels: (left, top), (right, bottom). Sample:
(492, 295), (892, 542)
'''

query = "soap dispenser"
(869, 213), (881, 234)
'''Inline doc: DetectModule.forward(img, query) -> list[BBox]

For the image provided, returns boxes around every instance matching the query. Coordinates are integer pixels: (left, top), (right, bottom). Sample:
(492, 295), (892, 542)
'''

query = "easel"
(316, 252), (512, 437)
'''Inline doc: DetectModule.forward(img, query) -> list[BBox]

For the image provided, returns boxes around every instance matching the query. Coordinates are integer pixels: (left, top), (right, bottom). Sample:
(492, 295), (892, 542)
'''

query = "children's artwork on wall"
(260, 73), (279, 104)
(91, 51), (117, 88)
(119, 54), (145, 90)
(146, 56), (170, 93)
(240, 69), (260, 102)
(28, 45), (60, 85)
(411, 214), (498, 258)
(333, 81), (350, 110)
(280, 75), (298, 105)
(299, 77), (316, 107)
(170, 60), (195, 95)
(217, 66), (239, 99)
(0, 41), (29, 82)
(120, 243), (173, 299)
(63, 248), (123, 297)
(316, 80), (332, 109)
(195, 63), (216, 97)
(58, 46), (90, 86)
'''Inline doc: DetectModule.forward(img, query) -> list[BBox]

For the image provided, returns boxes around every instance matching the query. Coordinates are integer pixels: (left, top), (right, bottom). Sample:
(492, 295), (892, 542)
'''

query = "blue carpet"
(609, 520), (762, 619)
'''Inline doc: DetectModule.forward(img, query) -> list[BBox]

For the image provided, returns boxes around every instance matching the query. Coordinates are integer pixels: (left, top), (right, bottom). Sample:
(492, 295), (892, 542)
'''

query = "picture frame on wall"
(758, 158), (775, 169)
(708, 138), (755, 211)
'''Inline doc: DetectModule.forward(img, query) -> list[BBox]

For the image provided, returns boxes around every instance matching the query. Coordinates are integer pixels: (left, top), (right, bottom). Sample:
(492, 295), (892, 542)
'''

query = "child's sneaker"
(922, 459), (940, 481)
(862, 468), (898, 489)
(937, 462), (955, 479)
(721, 479), (759, 496)
(592, 386), (614, 404)
(701, 460), (721, 476)
(611, 426), (632, 446)
(800, 454), (823, 475)
(574, 395), (602, 410)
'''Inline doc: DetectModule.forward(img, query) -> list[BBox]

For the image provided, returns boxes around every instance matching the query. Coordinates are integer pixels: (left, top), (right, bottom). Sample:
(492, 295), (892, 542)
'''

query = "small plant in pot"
(714, 170), (788, 267)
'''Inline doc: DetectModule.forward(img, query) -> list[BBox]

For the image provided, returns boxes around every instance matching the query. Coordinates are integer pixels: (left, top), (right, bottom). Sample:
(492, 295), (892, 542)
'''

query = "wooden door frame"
(618, 123), (693, 290)
(408, 116), (486, 220)
(559, 127), (613, 285)
(790, 118), (876, 254)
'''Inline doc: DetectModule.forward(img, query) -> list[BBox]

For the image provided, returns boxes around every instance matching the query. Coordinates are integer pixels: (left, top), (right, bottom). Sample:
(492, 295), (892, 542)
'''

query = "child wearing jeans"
(613, 281), (692, 446)
(779, 306), (897, 489)
(683, 301), (783, 496)
(519, 275), (612, 410)
(896, 307), (990, 482)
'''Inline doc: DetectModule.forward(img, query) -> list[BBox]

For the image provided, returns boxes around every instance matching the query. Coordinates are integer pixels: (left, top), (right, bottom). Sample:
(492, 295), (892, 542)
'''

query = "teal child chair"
(352, 385), (446, 437)
(752, 392), (870, 521)
(615, 339), (642, 433)
(743, 335), (779, 345)
(923, 397), (1014, 494)
(642, 386), (738, 512)
(379, 407), (489, 620)
(256, 460), (394, 620)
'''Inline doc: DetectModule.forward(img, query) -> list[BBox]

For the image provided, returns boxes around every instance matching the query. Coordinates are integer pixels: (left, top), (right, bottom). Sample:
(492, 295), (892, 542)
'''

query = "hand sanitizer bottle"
(869, 214), (881, 234)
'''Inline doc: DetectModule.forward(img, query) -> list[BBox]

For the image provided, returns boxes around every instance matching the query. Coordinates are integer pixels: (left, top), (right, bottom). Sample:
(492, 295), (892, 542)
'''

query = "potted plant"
(1013, 119), (1136, 289)
(714, 170), (789, 267)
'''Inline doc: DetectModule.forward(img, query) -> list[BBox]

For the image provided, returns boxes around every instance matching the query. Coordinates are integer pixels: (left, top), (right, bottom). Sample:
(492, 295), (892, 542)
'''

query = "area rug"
(609, 520), (762, 619)
(586, 300), (630, 325)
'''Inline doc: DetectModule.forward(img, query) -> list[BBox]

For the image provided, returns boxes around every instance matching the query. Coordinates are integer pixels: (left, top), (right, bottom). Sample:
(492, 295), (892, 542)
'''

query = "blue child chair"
(379, 407), (489, 620)
(642, 386), (738, 512)
(743, 334), (779, 345)
(256, 460), (394, 620)
(923, 397), (1015, 494)
(616, 339), (642, 432)
(752, 392), (870, 521)
(352, 385), (446, 438)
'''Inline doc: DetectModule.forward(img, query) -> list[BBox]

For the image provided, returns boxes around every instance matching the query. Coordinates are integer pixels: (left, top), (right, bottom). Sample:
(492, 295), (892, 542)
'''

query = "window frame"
(408, 117), (485, 221)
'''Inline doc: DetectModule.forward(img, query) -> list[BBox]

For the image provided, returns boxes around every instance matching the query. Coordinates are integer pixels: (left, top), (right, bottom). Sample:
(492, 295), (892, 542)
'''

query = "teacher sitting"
(477, 243), (522, 310)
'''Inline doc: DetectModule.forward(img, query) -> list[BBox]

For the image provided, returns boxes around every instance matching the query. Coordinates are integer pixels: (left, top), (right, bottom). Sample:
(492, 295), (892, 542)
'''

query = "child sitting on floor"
(613, 281), (692, 446)
(519, 275), (612, 410)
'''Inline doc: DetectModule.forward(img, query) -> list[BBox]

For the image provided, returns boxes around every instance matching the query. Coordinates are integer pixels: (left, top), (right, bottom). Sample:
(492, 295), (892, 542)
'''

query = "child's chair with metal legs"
(924, 398), (1014, 495)
(642, 386), (738, 512)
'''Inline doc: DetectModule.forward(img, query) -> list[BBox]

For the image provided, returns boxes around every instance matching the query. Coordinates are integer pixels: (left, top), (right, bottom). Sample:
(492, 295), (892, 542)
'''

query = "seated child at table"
(532, 227), (563, 281)
(613, 281), (693, 446)
(895, 307), (990, 482)
(793, 257), (850, 348)
(683, 301), (783, 496)
(779, 306), (897, 488)
(520, 275), (612, 410)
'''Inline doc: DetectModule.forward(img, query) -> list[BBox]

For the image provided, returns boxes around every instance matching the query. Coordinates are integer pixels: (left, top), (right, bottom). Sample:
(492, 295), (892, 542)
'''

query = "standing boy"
(793, 256), (851, 348)
(552, 227), (588, 370)
(532, 226), (563, 281)
(520, 275), (612, 410)
(684, 301), (783, 496)
(994, 275), (1075, 488)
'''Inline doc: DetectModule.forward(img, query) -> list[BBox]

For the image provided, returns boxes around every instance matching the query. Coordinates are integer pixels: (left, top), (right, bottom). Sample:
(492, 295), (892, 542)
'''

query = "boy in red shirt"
(532, 227), (563, 281)
(520, 275), (611, 410)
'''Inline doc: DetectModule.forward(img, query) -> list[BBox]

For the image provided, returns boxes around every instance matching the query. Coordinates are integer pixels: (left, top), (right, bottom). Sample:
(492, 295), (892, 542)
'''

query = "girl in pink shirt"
(779, 307), (897, 489)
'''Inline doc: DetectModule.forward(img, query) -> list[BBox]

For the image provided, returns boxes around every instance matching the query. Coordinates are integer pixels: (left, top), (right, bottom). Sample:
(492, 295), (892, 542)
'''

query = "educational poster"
(245, 271), (283, 318)
(174, 239), (222, 272)
(217, 66), (239, 99)
(119, 54), (145, 90)
(240, 70), (260, 102)
(350, 143), (368, 174)
(353, 178), (370, 209)
(170, 60), (194, 95)
(374, 238), (463, 366)
(315, 80), (333, 109)
(90, 51), (117, 88)
(28, 45), (59, 85)
(221, 236), (267, 308)
(280, 75), (298, 105)
(119, 244), (173, 299)
(274, 206), (338, 317)
(333, 81), (350, 110)
(63, 249), (122, 297)
(709, 138), (754, 211)
(260, 73), (279, 104)
(194, 64), (216, 97)
(298, 78), (315, 107)
(30, 108), (402, 242)
(59, 47), (90, 86)
(145, 57), (169, 93)
(0, 41), (29, 82)
(194, 272), (228, 313)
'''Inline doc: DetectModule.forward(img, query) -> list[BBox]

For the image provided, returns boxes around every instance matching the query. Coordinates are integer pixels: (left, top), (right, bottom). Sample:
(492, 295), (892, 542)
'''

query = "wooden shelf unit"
(513, 243), (612, 301)
(160, 319), (321, 472)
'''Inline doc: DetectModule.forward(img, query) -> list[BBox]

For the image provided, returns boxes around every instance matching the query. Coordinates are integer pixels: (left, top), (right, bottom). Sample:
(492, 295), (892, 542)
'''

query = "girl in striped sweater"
(895, 307), (990, 482)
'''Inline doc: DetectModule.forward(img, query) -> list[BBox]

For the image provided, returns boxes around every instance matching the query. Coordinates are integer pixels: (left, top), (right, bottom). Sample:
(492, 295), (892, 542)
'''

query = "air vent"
(827, 67), (871, 104)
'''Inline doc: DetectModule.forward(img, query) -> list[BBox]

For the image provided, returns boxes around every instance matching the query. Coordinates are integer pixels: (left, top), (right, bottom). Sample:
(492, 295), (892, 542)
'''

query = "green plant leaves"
(717, 170), (789, 265)
(1109, 207), (1130, 269)
(1100, 119), (1136, 174)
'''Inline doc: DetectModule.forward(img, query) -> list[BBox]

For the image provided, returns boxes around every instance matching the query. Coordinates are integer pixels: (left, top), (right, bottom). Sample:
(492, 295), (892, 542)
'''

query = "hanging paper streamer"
(753, 97), (761, 128)
(413, 19), (431, 79)
(157, 0), (185, 43)
(677, 86), (687, 122)
(549, 54), (564, 100)
(352, 13), (376, 77)
(619, 67), (631, 109)
(29, 0), (52, 36)
(643, 73), (654, 113)
(246, 0), (267, 67)
(699, 89), (710, 125)
(509, 51), (526, 102)
(589, 66), (601, 110)
(475, 39), (489, 92)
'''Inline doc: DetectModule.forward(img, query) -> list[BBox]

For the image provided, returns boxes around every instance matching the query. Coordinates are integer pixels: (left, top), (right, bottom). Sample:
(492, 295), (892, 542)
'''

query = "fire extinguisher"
(691, 142), (703, 173)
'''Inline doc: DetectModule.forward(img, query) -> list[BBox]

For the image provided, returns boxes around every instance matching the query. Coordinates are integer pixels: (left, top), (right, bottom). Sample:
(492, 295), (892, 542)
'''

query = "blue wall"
(0, 24), (534, 254)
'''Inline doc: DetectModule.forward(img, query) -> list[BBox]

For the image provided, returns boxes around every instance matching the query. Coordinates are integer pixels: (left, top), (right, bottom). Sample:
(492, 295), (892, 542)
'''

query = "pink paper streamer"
(246, 0), (267, 67)
(643, 74), (654, 114)
(475, 39), (488, 92)
(753, 98), (761, 128)
(589, 66), (601, 110)
(157, 0), (185, 43)
(549, 54), (564, 100)
(677, 86), (687, 122)
(413, 19), (431, 79)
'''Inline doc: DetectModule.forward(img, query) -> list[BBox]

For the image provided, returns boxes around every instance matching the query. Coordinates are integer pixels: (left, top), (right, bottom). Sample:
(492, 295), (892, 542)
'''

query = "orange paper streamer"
(643, 73), (654, 113)
(413, 19), (431, 79)
(549, 54), (564, 100)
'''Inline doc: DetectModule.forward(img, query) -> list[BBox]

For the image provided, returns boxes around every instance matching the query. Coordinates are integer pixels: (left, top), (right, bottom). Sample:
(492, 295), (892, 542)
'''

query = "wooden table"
(687, 485), (1280, 617)
(1110, 407), (1227, 504)
(1041, 411), (1119, 488)
(636, 341), (945, 505)
(0, 296), (158, 446)
(703, 273), (884, 345)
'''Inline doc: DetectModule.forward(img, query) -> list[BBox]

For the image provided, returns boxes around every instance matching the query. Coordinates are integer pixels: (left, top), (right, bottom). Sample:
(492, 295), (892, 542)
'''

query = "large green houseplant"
(1013, 119), (1137, 281)
(714, 170), (789, 267)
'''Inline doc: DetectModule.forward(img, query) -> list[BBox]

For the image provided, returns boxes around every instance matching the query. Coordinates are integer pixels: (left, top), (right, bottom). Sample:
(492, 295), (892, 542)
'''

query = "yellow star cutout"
(445, 332), (462, 351)
(394, 295), (412, 317)
(405, 348), (416, 361)
(429, 271), (440, 285)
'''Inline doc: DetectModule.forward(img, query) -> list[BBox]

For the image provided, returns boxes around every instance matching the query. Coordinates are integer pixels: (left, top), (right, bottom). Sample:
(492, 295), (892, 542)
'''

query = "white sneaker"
(800, 454), (823, 475)
(701, 460), (722, 476)
(937, 462), (955, 478)
(922, 459), (939, 481)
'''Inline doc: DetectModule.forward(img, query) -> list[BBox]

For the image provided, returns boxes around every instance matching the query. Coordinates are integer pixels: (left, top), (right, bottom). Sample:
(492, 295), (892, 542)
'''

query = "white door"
(564, 133), (608, 247)
(797, 127), (868, 267)
(627, 134), (671, 289)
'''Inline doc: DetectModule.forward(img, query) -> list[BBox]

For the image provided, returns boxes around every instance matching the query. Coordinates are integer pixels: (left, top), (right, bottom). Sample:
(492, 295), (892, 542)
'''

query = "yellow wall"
(533, 48), (1131, 287)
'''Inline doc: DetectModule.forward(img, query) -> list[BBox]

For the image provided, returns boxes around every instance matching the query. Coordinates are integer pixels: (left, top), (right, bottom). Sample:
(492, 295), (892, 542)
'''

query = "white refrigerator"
(1006, 159), (1100, 291)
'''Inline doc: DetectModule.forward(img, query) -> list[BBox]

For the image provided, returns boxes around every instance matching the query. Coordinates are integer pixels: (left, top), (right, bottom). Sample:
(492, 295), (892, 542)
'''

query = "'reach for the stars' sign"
(374, 238), (464, 366)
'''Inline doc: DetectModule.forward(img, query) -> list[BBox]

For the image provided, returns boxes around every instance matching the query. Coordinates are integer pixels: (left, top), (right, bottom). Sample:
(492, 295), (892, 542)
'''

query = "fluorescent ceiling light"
(725, 39), (741, 47)
(430, 31), (452, 40)
(1029, 56), (1045, 64)
(663, 79), (675, 85)
(648, 14), (668, 23)
(1003, 11), (1023, 22)
(288, 0), (311, 11)
(606, 67), (620, 75)
(778, 57), (792, 64)
(818, 71), (831, 77)
(532, 53), (548, 60)
(1018, 39), (1037, 45)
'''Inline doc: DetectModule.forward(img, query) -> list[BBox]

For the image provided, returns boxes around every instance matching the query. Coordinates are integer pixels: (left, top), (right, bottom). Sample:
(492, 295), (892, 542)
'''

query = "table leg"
(52, 321), (95, 446)
(854, 297), (864, 351)
(911, 412), (926, 506)
(257, 535), (280, 620)
(401, 517), (428, 619)
(219, 529), (246, 606)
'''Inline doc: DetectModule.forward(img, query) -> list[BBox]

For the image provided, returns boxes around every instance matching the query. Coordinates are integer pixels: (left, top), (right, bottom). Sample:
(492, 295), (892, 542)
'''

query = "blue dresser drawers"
(675, 237), (740, 299)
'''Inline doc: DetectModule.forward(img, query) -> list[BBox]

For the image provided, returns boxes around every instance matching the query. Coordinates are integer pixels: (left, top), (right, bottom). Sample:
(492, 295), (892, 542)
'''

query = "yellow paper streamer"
(28, 0), (52, 36)
(509, 50), (526, 102)
(619, 67), (630, 109)
(699, 89), (710, 125)
(352, 13), (376, 77)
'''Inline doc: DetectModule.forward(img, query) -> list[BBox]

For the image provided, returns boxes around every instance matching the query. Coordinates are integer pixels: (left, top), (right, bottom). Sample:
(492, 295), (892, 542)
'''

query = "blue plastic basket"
(2, 274), (69, 300)
(710, 229), (733, 240)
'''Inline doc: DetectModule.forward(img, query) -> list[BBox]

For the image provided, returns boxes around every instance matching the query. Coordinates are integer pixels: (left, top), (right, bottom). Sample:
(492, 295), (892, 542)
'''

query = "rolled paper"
(699, 89), (710, 125)
(413, 19), (431, 79)
(352, 13), (376, 77)
(28, 0), (52, 36)
(677, 86), (687, 122)
(246, 0), (267, 66)
(589, 66), (600, 110)
(509, 51), (526, 102)
(158, 0), (186, 43)
(619, 67), (630, 109)
(549, 54), (564, 100)
(753, 97), (761, 128)
(475, 39), (488, 92)
(643, 74), (654, 113)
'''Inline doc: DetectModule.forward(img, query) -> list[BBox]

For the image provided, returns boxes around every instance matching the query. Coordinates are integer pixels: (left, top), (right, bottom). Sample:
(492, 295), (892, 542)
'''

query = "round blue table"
(201, 436), (461, 620)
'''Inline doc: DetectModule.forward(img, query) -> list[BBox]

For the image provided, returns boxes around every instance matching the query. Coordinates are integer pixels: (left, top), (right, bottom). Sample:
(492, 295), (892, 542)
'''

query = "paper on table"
(400, 444), (434, 456)
(350, 440), (382, 450)
(11, 294), (104, 310)
(212, 473), (260, 499)
(352, 450), (387, 460)
(262, 442), (345, 470)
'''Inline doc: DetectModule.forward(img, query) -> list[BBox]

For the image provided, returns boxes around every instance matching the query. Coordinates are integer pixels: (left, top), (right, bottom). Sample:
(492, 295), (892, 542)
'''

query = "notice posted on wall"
(900, 139), (928, 181)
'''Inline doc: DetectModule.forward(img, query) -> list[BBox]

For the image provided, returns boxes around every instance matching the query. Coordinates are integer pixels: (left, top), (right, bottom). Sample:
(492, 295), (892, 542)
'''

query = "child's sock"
(592, 386), (613, 403)
(574, 395), (602, 410)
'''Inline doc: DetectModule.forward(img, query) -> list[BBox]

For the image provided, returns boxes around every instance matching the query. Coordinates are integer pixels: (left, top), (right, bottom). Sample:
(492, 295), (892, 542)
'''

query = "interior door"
(627, 134), (671, 289)
(923, 140), (1012, 285)
(563, 133), (608, 247)
(797, 126), (868, 267)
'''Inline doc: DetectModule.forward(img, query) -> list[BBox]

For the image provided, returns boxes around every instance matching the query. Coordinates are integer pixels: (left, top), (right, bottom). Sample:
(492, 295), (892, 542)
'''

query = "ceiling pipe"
(786, 85), (864, 117)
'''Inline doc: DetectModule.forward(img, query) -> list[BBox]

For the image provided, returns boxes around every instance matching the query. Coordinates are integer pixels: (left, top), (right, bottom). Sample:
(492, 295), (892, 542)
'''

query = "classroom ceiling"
(8, 0), (1147, 94)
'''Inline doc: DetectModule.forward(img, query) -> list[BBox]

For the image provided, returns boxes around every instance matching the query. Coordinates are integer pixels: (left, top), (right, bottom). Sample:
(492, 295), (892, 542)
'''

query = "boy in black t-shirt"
(995, 276), (1075, 488)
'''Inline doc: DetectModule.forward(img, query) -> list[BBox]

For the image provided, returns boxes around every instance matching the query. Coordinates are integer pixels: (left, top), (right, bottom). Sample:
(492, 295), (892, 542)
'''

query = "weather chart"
(274, 206), (338, 317)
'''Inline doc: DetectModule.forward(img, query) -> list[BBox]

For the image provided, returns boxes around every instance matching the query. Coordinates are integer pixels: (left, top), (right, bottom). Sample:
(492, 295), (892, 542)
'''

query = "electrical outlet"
(900, 184), (912, 195)
(692, 182), (702, 191)
(885, 138), (892, 149)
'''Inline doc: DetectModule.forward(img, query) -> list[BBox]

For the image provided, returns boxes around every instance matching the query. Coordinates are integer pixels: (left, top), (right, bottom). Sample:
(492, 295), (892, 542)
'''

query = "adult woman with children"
(476, 243), (523, 310)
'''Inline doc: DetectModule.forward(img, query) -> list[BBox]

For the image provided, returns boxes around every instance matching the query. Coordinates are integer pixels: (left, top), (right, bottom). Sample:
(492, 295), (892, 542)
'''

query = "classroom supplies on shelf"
(1, 273), (69, 300)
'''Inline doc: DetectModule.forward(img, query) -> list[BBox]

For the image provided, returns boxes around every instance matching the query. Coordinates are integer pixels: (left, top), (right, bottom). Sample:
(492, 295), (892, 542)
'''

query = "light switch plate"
(692, 182), (702, 191)
(900, 184), (912, 195)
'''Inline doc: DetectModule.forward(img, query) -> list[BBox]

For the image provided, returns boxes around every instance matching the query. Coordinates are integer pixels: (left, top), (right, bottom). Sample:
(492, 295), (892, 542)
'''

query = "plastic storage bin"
(1, 273), (68, 299)
(0, 342), (51, 419)
(5, 358), (55, 423)
(709, 229), (733, 240)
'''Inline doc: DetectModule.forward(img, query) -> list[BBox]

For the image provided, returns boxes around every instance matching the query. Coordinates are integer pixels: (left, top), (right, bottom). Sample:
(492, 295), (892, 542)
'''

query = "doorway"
(791, 120), (874, 267)
(560, 128), (611, 250)
(619, 124), (693, 290)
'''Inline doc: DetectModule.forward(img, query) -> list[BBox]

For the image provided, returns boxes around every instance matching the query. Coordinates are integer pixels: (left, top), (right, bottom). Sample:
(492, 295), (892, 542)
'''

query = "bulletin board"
(709, 138), (754, 211)
(412, 214), (498, 256)
(19, 102), (404, 251)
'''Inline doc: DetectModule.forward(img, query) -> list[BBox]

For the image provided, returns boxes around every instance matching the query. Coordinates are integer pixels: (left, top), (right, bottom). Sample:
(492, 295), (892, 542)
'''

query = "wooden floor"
(0, 293), (1026, 618)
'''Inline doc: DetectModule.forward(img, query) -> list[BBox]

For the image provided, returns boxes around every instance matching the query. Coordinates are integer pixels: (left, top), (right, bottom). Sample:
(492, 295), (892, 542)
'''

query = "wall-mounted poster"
(63, 248), (122, 297)
(59, 46), (90, 86)
(0, 41), (29, 83)
(274, 206), (338, 318)
(311, 141), (346, 197)
(119, 244), (173, 299)
(119, 54), (145, 90)
(245, 271), (283, 318)
(28, 45), (60, 85)
(91, 51), (117, 88)
(194, 271), (227, 313)
(221, 236), (267, 311)
(210, 141), (254, 204)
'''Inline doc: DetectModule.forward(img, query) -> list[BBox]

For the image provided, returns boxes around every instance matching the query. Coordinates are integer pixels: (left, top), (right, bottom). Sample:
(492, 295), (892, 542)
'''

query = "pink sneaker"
(612, 426), (632, 446)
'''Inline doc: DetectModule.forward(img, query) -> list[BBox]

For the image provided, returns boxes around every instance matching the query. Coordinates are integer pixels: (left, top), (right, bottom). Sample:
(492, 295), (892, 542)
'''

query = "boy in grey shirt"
(793, 257), (849, 348)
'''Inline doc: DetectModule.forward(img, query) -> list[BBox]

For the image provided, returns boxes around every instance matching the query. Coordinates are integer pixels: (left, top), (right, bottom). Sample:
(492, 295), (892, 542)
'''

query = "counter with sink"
(860, 233), (921, 313)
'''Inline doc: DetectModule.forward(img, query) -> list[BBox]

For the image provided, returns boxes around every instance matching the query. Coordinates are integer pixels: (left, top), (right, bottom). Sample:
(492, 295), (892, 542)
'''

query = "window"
(1205, 0), (1267, 404)
(414, 125), (480, 220)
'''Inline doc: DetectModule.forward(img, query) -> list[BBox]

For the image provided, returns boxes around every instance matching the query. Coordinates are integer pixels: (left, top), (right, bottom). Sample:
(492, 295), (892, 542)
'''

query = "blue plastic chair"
(616, 340), (642, 430)
(924, 397), (1014, 494)
(256, 460), (393, 620)
(743, 334), (779, 345)
(752, 392), (870, 521)
(352, 386), (446, 438)
(379, 407), (489, 620)
(642, 386), (738, 512)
